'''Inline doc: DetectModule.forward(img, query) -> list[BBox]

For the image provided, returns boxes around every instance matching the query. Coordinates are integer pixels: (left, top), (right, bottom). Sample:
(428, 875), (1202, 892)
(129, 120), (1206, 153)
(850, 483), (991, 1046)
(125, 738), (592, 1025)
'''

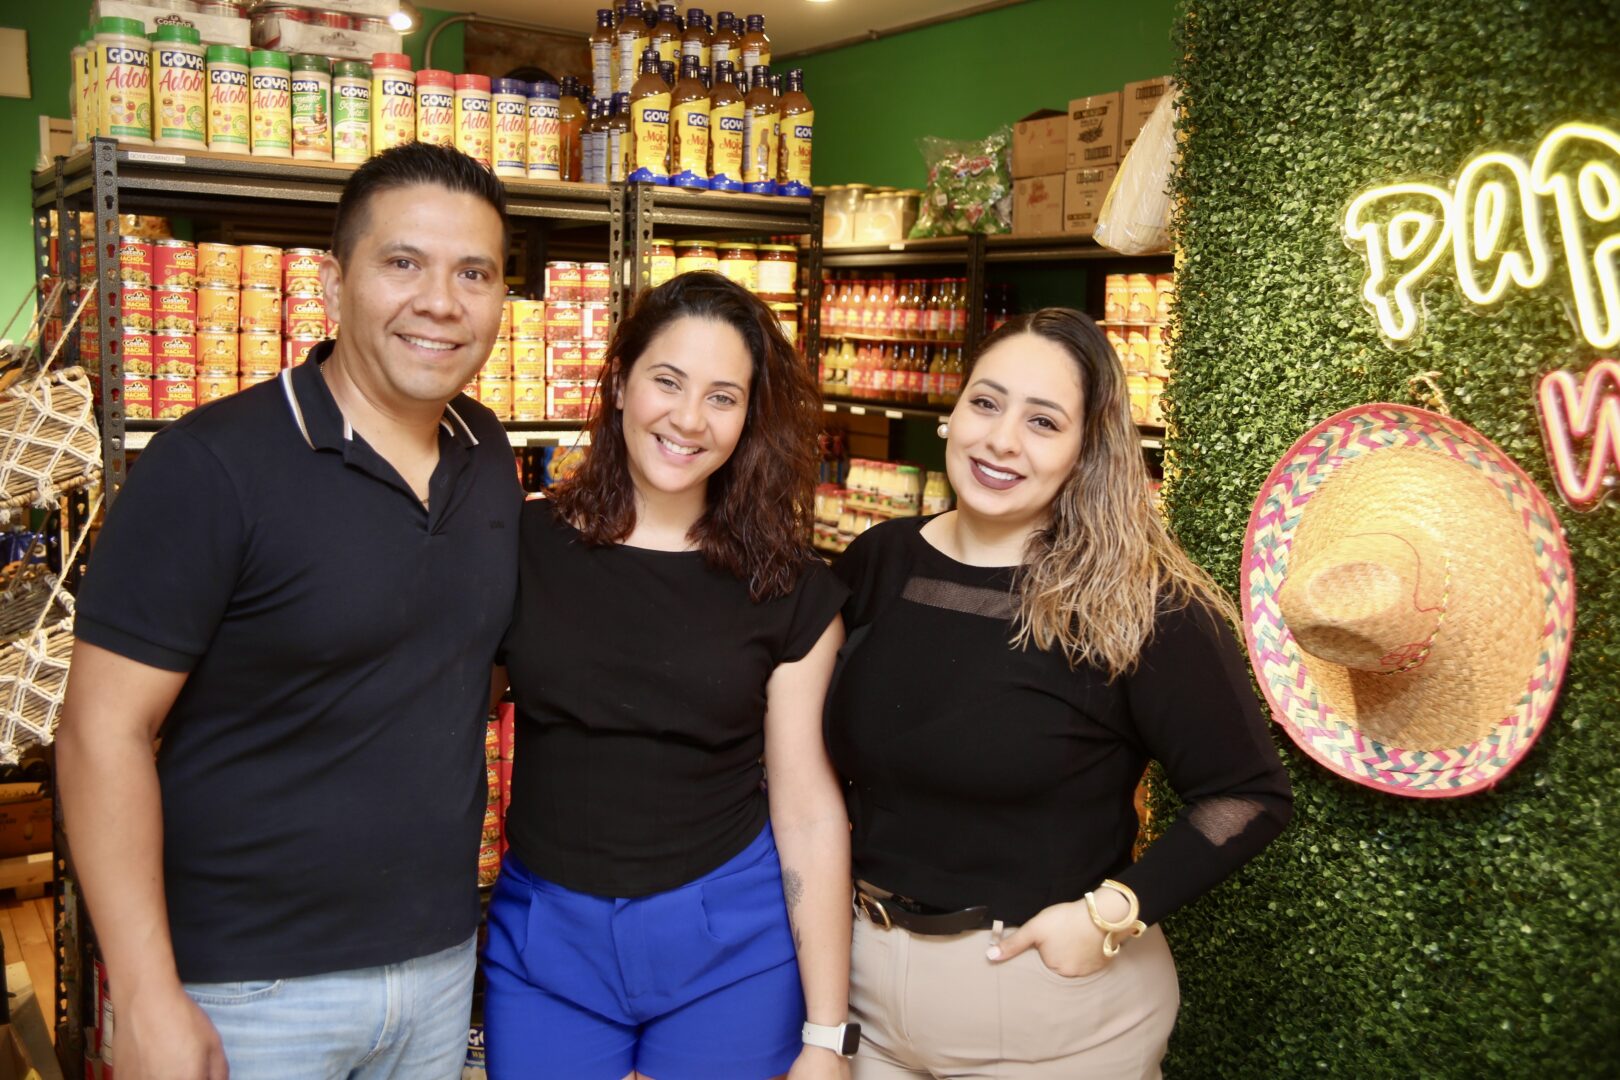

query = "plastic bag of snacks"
(908, 128), (1013, 238)
(1094, 87), (1178, 255)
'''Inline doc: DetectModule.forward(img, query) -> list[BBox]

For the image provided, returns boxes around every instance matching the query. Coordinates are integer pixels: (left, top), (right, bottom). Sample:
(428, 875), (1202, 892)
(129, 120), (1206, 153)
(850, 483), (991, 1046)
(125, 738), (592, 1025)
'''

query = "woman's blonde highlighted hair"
(971, 308), (1237, 679)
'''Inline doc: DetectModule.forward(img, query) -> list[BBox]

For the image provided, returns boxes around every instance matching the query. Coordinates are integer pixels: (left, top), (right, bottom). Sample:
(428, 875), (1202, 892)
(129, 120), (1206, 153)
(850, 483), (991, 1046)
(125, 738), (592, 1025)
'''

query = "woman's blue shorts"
(481, 822), (805, 1079)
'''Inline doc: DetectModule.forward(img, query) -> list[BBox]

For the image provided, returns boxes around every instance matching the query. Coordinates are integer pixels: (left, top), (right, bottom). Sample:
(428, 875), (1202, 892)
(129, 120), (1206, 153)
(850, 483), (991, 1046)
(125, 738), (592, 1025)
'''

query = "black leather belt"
(854, 881), (993, 936)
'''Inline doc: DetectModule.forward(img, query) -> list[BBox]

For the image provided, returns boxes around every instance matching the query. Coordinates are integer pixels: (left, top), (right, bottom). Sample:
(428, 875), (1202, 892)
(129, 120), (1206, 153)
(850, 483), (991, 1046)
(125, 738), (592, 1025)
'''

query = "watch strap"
(801, 1020), (861, 1056)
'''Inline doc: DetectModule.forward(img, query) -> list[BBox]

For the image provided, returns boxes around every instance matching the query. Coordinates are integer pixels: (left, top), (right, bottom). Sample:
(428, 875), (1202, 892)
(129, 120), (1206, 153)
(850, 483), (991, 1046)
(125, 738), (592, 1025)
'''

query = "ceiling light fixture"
(389, 2), (419, 33)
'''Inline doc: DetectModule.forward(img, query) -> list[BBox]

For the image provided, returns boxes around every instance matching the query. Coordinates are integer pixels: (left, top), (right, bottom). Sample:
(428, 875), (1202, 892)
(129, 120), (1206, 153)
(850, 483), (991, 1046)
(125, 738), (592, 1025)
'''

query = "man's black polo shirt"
(75, 343), (521, 983)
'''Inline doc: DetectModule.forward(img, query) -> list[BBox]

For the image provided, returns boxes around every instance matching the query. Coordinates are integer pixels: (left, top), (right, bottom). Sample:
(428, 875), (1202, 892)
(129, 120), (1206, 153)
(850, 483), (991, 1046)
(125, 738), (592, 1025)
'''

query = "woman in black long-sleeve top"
(825, 308), (1292, 1079)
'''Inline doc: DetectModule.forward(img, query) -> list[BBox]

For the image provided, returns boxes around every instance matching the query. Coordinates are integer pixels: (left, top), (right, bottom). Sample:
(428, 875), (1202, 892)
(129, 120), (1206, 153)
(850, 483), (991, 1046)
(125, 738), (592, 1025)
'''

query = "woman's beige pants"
(849, 906), (1180, 1079)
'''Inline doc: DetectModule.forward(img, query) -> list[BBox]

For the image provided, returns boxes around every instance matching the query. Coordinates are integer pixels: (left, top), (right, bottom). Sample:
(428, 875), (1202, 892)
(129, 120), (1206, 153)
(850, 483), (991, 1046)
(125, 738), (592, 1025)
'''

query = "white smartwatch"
(802, 1020), (862, 1056)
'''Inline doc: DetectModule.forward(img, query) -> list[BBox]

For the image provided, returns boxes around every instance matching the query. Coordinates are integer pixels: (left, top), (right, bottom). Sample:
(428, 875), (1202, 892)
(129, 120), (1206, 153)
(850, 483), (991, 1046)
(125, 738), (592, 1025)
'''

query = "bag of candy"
(909, 127), (1013, 238)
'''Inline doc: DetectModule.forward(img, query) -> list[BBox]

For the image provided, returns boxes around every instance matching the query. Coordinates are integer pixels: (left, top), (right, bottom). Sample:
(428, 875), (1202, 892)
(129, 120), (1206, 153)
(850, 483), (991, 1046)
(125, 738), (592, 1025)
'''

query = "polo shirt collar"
(282, 340), (482, 453)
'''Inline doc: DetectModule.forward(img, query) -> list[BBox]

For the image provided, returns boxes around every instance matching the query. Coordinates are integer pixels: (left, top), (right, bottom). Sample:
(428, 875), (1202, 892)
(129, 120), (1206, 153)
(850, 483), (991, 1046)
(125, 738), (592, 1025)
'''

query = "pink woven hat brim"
(1241, 404), (1575, 798)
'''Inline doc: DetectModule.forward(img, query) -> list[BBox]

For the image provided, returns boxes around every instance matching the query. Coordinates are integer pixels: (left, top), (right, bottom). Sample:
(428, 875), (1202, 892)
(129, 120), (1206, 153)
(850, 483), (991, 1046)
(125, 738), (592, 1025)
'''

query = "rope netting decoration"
(0, 282), (102, 527)
(0, 283), (104, 761)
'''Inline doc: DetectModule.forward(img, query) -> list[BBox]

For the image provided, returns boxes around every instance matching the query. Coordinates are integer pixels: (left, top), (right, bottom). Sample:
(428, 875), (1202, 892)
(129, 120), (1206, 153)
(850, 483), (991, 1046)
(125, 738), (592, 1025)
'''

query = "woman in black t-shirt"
(825, 309), (1293, 1078)
(484, 273), (855, 1080)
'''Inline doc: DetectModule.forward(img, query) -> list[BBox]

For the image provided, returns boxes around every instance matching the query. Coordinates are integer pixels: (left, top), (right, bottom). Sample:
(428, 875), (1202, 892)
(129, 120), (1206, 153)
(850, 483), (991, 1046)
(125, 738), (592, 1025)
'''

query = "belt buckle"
(854, 889), (893, 930)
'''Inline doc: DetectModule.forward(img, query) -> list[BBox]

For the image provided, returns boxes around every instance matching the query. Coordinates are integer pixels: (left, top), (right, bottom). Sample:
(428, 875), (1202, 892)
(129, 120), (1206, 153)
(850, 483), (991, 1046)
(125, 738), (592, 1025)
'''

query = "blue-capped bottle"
(742, 64), (778, 195)
(707, 61), (744, 192)
(628, 47), (671, 184)
(670, 55), (710, 189)
(777, 68), (812, 197)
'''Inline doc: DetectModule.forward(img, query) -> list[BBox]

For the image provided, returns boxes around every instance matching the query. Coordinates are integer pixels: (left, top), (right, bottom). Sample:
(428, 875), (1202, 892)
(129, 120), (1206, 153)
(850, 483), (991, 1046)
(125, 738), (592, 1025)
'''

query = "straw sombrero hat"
(1241, 404), (1575, 797)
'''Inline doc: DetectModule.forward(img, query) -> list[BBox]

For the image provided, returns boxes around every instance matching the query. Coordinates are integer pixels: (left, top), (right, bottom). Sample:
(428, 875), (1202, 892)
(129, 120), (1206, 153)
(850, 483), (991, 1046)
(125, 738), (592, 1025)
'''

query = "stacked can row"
(75, 19), (565, 176)
(463, 280), (612, 422)
(86, 238), (333, 419)
(1101, 272), (1175, 428)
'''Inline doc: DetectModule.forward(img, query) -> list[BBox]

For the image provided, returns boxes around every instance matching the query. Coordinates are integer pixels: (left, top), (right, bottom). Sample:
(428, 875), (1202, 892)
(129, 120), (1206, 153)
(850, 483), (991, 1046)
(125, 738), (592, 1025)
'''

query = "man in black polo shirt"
(57, 143), (521, 1080)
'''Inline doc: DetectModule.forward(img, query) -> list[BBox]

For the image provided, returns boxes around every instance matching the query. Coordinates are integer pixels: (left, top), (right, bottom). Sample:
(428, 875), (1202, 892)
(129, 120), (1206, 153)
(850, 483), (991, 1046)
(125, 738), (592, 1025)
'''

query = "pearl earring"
(936, 421), (949, 439)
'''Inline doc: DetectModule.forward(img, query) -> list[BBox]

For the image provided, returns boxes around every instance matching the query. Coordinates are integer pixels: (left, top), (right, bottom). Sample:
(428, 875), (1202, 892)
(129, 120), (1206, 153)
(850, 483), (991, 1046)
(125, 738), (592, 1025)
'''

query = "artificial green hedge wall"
(1158, 1), (1620, 1074)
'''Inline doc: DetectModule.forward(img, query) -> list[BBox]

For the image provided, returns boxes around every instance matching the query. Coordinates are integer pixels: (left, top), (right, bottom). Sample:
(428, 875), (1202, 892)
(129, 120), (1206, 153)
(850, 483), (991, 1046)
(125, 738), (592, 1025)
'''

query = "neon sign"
(1538, 358), (1620, 512)
(1345, 122), (1619, 349)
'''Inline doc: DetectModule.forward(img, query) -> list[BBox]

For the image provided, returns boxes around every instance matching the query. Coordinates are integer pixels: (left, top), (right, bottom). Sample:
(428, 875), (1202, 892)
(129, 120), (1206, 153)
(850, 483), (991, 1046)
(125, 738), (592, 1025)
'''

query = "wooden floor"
(0, 892), (56, 1038)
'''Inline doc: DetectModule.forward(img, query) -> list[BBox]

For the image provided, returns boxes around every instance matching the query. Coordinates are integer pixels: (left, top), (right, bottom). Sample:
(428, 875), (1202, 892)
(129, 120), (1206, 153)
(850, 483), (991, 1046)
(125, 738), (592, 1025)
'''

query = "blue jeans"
(184, 934), (477, 1080)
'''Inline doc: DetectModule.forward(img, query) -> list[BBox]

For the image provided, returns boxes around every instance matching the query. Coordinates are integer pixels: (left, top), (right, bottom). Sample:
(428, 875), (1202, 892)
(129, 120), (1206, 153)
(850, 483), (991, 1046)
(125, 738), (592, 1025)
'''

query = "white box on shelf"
(252, 18), (403, 61)
(91, 1), (252, 48)
(279, 0), (402, 17)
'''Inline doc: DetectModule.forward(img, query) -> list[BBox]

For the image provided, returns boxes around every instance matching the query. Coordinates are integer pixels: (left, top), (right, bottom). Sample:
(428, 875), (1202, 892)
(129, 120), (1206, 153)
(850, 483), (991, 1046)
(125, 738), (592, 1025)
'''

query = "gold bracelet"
(1084, 879), (1147, 958)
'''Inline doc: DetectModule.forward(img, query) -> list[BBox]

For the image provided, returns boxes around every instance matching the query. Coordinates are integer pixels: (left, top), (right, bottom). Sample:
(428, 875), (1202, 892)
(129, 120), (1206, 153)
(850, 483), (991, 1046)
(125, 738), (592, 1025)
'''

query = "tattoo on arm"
(783, 867), (806, 950)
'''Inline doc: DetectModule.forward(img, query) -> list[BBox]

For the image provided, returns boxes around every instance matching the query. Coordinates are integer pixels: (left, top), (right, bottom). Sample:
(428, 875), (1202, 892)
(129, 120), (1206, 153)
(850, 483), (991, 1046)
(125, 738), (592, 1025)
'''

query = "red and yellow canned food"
(483, 339), (511, 379)
(153, 239), (197, 288)
(122, 329), (154, 377)
(478, 377), (512, 409)
(581, 303), (610, 342)
(197, 330), (238, 374)
(511, 337), (546, 381)
(197, 286), (239, 332)
(152, 287), (197, 333)
(154, 375), (197, 419)
(285, 336), (323, 367)
(581, 262), (611, 303)
(545, 301), (581, 342)
(496, 298), (512, 338)
(509, 299), (546, 338)
(154, 332), (197, 378)
(118, 238), (154, 286)
(1127, 273), (1156, 322)
(124, 375), (154, 419)
(239, 331), (282, 374)
(121, 285), (154, 332)
(240, 245), (283, 290)
(544, 261), (581, 302)
(282, 248), (324, 296)
(514, 378), (548, 415)
(545, 341), (585, 381)
(197, 374), (239, 402)
(239, 370), (276, 390)
(197, 243), (241, 288)
(283, 294), (327, 337)
(240, 287), (283, 333)
(546, 379), (592, 421)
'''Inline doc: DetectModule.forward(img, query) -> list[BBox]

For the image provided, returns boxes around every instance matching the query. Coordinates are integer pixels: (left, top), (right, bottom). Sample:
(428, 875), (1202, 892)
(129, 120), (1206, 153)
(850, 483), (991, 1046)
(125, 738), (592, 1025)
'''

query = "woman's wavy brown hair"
(549, 271), (822, 602)
(967, 308), (1238, 678)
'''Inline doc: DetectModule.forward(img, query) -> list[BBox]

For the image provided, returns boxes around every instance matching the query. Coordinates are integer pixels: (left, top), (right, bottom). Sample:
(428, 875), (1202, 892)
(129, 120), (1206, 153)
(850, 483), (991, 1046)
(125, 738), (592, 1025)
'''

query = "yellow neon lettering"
(1531, 123), (1620, 350)
(1452, 151), (1551, 306)
(1344, 184), (1453, 344)
(1346, 121), (1620, 349)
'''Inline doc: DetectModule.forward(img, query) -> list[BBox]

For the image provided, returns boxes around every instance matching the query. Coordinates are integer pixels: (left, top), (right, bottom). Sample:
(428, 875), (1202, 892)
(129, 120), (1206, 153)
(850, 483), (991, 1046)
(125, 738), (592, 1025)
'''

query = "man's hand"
(115, 982), (229, 1080)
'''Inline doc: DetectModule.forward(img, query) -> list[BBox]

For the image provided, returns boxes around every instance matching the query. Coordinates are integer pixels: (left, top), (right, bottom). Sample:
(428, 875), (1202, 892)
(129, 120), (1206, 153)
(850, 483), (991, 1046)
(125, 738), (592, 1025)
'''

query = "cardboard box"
(1121, 77), (1175, 156)
(1011, 110), (1068, 178)
(1067, 92), (1122, 168)
(91, 2), (251, 47)
(252, 18), (403, 61)
(1064, 166), (1118, 236)
(0, 796), (51, 859)
(1013, 174), (1066, 236)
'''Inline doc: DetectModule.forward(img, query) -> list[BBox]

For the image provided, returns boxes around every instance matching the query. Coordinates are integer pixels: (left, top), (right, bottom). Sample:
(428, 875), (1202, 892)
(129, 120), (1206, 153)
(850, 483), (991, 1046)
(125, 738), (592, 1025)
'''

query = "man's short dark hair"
(331, 142), (509, 264)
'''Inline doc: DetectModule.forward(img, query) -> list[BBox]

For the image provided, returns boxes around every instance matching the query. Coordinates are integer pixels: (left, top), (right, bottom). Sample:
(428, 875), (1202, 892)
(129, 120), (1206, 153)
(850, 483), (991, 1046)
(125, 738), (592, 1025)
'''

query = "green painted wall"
(792, 0), (1177, 189)
(1, 7), (83, 326)
(404, 6), (466, 73)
